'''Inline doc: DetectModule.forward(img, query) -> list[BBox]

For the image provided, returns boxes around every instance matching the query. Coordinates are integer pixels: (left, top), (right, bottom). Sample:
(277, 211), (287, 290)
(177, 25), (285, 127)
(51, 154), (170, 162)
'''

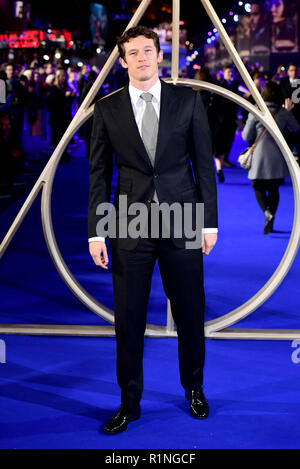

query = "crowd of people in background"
(195, 61), (300, 183)
(0, 56), (300, 234)
(0, 59), (129, 197)
(194, 61), (300, 234)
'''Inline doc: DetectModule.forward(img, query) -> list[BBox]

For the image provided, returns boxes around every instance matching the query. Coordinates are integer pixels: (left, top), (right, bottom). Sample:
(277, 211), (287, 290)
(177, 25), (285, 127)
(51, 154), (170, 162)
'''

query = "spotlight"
(77, 61), (83, 67)
(222, 18), (227, 23)
(64, 59), (70, 65)
(244, 3), (251, 12)
(55, 52), (61, 59)
(43, 55), (50, 61)
(238, 1), (243, 5)
(234, 14), (239, 22)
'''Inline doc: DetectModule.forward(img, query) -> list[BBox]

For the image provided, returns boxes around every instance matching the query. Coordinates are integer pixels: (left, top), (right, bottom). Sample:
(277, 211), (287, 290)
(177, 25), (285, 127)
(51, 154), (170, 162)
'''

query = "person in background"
(249, 0), (271, 55)
(4, 64), (17, 96)
(46, 69), (76, 162)
(280, 63), (300, 164)
(27, 80), (43, 137)
(0, 115), (25, 198)
(242, 72), (266, 144)
(44, 63), (55, 77)
(213, 65), (240, 182)
(272, 63), (286, 84)
(78, 64), (91, 103)
(242, 82), (300, 234)
(79, 69), (107, 158)
(270, 0), (297, 53)
(4, 65), (27, 152)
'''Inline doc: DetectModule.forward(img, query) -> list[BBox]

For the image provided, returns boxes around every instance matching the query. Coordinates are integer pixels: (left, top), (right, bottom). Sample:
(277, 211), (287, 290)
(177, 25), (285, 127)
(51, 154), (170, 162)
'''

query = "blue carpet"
(0, 130), (300, 448)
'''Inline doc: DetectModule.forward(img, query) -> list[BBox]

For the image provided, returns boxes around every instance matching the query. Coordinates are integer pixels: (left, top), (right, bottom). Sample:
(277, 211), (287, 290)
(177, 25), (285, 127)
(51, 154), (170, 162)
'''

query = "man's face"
(224, 67), (233, 81)
(5, 65), (14, 79)
(249, 4), (261, 30)
(119, 35), (163, 83)
(82, 64), (90, 75)
(288, 65), (297, 79)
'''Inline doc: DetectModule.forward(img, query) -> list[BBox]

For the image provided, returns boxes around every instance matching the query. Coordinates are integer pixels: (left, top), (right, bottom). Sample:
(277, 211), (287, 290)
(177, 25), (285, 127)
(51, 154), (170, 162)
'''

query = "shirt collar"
(129, 78), (161, 106)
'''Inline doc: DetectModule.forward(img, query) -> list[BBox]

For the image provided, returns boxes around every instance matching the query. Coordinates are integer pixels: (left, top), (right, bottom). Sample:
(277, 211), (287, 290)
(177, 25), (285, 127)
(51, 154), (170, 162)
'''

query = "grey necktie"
(140, 92), (159, 202)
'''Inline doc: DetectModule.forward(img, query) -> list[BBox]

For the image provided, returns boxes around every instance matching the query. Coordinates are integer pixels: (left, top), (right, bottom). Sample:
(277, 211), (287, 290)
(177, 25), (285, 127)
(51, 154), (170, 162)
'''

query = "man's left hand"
(202, 233), (217, 255)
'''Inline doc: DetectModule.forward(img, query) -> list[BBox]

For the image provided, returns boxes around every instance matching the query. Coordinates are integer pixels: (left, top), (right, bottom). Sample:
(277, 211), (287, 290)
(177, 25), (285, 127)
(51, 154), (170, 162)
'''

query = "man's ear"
(157, 50), (164, 64)
(119, 57), (128, 69)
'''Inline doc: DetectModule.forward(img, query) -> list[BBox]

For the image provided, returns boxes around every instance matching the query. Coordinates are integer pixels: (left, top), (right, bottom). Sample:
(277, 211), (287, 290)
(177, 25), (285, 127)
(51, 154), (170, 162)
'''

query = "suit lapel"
(111, 78), (180, 169)
(154, 78), (180, 168)
(112, 83), (153, 169)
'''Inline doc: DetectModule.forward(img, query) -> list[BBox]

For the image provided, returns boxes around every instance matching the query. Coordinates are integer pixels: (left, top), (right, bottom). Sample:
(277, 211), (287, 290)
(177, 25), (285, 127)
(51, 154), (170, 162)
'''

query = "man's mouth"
(138, 65), (149, 70)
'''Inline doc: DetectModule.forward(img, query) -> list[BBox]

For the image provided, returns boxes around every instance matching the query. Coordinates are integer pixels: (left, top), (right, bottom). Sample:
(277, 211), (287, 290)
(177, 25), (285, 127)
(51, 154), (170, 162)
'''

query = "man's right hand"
(284, 97), (295, 112)
(89, 241), (109, 269)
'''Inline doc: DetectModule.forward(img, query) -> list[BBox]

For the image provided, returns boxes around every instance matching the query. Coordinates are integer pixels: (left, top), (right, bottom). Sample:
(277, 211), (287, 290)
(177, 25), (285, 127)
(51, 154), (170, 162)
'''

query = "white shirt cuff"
(202, 228), (218, 234)
(88, 236), (106, 242)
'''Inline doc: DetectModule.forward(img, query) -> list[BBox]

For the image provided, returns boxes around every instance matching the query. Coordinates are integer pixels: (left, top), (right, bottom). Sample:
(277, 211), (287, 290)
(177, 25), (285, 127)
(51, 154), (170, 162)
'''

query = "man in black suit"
(88, 26), (218, 434)
(280, 63), (300, 163)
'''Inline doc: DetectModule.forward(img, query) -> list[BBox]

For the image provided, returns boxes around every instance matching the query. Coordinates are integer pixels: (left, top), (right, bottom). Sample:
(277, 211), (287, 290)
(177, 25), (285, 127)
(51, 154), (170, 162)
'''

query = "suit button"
(154, 174), (158, 178)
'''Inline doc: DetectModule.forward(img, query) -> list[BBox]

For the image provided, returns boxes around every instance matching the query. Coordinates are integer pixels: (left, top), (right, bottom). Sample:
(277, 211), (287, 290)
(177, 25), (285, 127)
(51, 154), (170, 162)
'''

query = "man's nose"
(137, 52), (146, 61)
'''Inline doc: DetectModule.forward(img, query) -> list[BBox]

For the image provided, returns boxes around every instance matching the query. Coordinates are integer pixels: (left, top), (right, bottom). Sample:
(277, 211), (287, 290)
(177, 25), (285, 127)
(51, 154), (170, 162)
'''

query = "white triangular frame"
(1, 0), (300, 339)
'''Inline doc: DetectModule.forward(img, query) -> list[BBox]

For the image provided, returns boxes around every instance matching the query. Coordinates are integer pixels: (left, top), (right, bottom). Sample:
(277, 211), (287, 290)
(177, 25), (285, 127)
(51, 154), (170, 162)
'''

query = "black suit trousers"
(110, 212), (206, 408)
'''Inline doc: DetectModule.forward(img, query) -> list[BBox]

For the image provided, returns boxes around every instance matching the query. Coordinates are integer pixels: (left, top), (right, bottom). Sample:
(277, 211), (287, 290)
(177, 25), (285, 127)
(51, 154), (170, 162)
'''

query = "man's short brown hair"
(117, 26), (161, 61)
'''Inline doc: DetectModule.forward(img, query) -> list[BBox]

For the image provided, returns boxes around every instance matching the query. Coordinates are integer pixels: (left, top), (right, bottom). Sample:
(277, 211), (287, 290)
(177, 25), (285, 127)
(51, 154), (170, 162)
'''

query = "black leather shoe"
(104, 404), (141, 434)
(185, 388), (209, 419)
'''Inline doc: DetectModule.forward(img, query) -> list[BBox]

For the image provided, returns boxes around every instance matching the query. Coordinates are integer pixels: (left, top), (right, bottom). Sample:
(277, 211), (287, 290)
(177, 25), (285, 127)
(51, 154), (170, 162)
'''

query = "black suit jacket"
(280, 76), (294, 99)
(88, 78), (218, 250)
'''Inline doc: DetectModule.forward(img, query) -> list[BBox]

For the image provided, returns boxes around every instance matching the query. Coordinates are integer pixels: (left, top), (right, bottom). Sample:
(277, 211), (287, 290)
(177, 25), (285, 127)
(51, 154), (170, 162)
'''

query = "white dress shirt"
(88, 78), (217, 243)
(289, 77), (299, 88)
